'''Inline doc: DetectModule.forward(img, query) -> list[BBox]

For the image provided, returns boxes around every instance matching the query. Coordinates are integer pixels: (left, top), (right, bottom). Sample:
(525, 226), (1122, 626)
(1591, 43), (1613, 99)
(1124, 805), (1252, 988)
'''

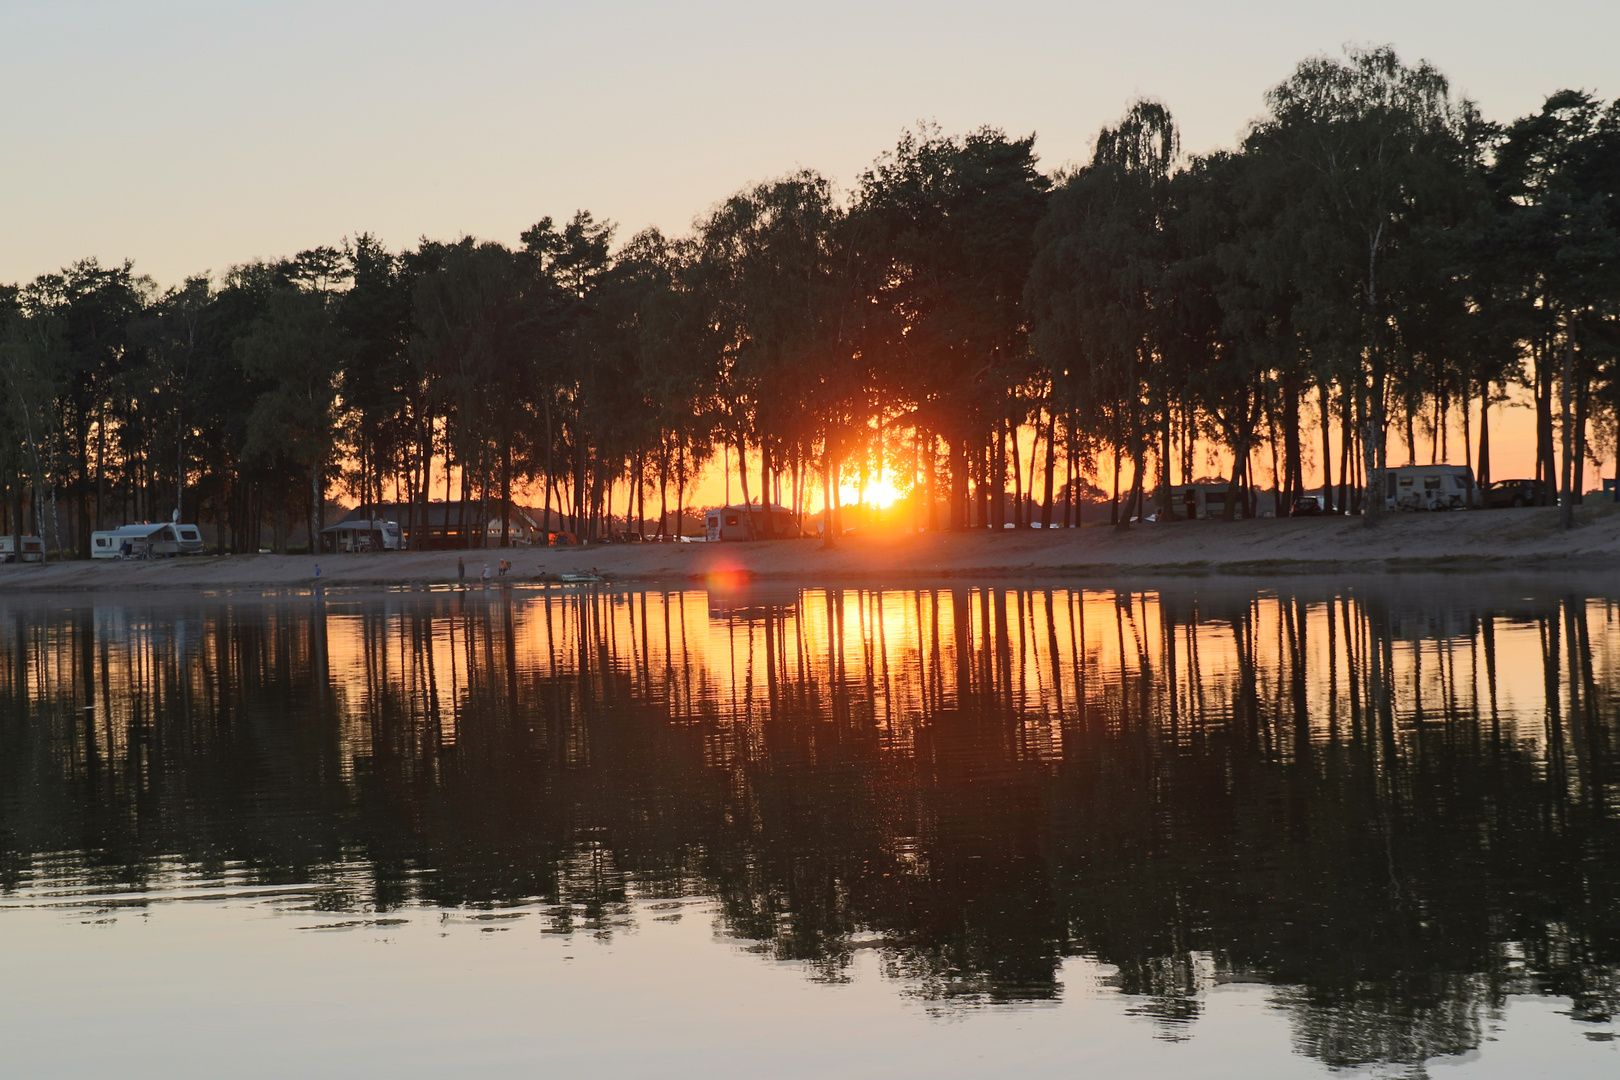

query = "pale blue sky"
(2, 0), (1615, 286)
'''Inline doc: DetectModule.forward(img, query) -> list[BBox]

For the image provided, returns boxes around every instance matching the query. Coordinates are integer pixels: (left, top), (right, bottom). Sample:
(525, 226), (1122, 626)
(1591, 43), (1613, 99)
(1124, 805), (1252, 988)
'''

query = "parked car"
(1291, 495), (1324, 517)
(1483, 478), (1540, 508)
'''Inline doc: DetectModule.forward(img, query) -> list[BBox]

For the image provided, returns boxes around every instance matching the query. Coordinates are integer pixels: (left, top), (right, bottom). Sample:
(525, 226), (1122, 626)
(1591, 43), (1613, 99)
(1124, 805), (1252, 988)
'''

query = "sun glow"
(841, 478), (906, 509)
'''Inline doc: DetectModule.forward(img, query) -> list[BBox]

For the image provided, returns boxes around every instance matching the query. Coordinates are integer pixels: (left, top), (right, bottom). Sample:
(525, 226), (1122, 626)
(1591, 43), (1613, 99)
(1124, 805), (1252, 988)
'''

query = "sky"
(1, 0), (1614, 496)
(2, 0), (1616, 288)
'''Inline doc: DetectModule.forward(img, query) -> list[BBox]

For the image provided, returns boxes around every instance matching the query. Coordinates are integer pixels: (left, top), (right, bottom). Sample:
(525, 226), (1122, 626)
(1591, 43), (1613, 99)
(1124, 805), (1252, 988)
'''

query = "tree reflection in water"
(1, 578), (1616, 1070)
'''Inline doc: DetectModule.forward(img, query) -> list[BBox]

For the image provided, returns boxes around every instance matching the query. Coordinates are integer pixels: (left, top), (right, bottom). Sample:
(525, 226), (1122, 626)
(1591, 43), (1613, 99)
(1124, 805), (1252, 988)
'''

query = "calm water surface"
(1, 577), (1617, 1078)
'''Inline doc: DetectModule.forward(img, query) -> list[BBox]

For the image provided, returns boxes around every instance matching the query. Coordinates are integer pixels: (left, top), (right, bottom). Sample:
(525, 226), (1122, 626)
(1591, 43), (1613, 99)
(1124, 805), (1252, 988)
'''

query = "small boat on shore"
(550, 571), (604, 585)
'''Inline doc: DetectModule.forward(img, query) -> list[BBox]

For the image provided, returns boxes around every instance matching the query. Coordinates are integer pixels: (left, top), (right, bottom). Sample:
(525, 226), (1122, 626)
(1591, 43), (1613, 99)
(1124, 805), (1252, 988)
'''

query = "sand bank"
(4, 504), (1619, 594)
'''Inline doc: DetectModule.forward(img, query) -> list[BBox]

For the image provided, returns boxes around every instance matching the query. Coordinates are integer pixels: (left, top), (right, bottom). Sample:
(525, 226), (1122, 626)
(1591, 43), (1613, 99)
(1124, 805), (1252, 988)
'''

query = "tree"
(1028, 102), (1180, 528)
(0, 288), (66, 555)
(693, 171), (852, 538)
(237, 284), (350, 551)
(1247, 45), (1474, 521)
(1493, 91), (1620, 527)
(859, 125), (1050, 530)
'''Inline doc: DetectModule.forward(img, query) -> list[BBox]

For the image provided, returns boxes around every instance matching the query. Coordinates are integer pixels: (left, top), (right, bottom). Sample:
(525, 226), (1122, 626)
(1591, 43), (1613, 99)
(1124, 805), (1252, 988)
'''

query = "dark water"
(1, 578), (1617, 1078)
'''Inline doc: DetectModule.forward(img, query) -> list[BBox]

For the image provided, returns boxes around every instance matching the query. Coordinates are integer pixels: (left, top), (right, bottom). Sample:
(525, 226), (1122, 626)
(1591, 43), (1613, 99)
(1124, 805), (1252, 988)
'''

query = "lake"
(1, 577), (1616, 1078)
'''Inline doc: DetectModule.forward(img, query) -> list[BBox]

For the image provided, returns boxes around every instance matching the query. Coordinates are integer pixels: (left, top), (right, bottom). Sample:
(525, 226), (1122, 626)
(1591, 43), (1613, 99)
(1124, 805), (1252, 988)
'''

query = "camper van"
(94, 523), (202, 558)
(99, 523), (183, 559)
(1385, 464), (1475, 512)
(1164, 483), (1249, 520)
(0, 535), (46, 563)
(320, 518), (404, 553)
(705, 504), (798, 542)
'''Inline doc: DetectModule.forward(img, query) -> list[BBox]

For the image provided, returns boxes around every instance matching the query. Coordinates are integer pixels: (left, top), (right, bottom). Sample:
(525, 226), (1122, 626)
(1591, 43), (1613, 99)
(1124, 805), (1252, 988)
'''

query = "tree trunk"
(821, 454), (836, 549)
(1283, 382), (1302, 515)
(1536, 338), (1557, 505)
(1062, 419), (1076, 529)
(658, 445), (669, 537)
(1267, 400), (1283, 517)
(500, 444), (512, 547)
(1010, 417), (1024, 527)
(1158, 404), (1174, 522)
(759, 440), (774, 539)
(949, 436), (967, 531)
(1062, 417), (1075, 527)
(1223, 443), (1243, 521)
(735, 432), (756, 537)
(831, 451), (844, 539)
(1461, 382), (1474, 508)
(925, 431), (938, 533)
(1574, 372), (1590, 505)
(1109, 444), (1121, 525)
(310, 462), (320, 554)
(675, 447), (685, 541)
(1363, 375), (1387, 523)
(1116, 444), (1143, 531)
(1041, 410), (1057, 529)
(1319, 383), (1334, 513)
(1338, 401), (1352, 514)
(95, 405), (106, 537)
(1560, 331), (1576, 530)
(990, 427), (1006, 530)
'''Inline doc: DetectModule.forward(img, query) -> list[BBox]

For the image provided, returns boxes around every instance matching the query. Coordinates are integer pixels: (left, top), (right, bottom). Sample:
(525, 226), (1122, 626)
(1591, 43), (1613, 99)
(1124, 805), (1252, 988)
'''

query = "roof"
(109, 523), (175, 538)
(321, 518), (396, 533)
(708, 504), (797, 516)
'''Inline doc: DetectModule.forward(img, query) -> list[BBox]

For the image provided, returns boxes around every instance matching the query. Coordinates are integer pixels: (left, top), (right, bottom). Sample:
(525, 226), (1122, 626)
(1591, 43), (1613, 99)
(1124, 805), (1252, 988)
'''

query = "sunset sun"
(842, 478), (906, 509)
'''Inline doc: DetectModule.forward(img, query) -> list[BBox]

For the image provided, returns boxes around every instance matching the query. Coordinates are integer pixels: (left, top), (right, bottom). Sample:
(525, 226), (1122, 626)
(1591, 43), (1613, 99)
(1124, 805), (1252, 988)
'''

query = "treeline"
(2, 45), (1617, 557)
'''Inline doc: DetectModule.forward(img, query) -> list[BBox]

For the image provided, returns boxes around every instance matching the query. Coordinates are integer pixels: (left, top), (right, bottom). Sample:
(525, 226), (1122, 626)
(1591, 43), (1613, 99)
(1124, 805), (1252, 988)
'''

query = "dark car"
(1290, 495), (1324, 517)
(1483, 478), (1540, 508)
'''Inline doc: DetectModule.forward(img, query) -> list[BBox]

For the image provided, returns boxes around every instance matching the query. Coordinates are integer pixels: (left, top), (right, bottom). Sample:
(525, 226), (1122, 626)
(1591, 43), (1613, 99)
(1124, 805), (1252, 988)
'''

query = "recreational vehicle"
(93, 523), (202, 558)
(0, 535), (46, 563)
(320, 518), (403, 553)
(1385, 464), (1475, 511)
(705, 504), (799, 541)
(101, 523), (183, 558)
(1164, 483), (1249, 520)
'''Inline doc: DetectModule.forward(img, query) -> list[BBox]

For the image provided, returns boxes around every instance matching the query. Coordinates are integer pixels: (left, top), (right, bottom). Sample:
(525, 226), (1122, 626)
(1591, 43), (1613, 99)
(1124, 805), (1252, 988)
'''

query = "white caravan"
(99, 523), (183, 558)
(320, 518), (404, 553)
(95, 523), (201, 558)
(1384, 464), (1476, 511)
(0, 535), (46, 563)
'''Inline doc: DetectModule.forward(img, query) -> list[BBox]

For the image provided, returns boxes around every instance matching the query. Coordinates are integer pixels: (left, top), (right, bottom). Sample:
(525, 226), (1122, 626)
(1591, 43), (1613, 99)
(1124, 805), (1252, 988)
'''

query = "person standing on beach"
(481, 563), (492, 589)
(458, 557), (465, 586)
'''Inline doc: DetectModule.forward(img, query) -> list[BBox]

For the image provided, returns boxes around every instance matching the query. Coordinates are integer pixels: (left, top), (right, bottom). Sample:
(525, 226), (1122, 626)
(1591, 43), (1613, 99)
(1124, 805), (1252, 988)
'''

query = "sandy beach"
(4, 504), (1620, 592)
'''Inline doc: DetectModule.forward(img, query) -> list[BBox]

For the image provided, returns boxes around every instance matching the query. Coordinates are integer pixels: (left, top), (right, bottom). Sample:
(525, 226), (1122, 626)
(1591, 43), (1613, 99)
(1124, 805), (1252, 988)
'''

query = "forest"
(2, 45), (1617, 556)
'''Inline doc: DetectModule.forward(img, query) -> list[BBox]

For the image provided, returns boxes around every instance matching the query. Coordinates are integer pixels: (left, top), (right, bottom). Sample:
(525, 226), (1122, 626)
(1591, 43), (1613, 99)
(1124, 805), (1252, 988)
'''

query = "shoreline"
(5, 505), (1620, 594)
